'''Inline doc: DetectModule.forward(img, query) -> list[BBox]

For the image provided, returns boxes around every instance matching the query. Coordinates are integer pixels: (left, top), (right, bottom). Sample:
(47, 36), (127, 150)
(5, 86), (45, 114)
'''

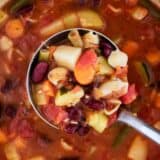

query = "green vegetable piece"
(140, 0), (160, 19)
(134, 61), (154, 86)
(10, 0), (33, 14)
(112, 126), (131, 148)
(38, 49), (50, 61)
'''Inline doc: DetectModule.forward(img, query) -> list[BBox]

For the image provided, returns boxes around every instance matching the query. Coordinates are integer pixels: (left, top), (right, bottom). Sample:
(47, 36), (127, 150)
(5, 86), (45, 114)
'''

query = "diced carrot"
(42, 80), (56, 97)
(122, 40), (139, 57)
(145, 50), (160, 66)
(5, 19), (24, 39)
(74, 49), (97, 85)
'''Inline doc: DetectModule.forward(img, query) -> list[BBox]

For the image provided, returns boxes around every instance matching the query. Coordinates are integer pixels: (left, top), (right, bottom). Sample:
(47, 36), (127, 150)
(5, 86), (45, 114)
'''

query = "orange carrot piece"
(5, 19), (24, 39)
(122, 40), (139, 57)
(145, 50), (160, 66)
(75, 66), (95, 85)
(74, 49), (97, 85)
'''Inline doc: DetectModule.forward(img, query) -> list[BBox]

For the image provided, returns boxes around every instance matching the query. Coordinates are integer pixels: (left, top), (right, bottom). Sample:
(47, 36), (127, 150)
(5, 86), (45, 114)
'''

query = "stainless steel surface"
(118, 110), (160, 145)
(26, 28), (160, 145)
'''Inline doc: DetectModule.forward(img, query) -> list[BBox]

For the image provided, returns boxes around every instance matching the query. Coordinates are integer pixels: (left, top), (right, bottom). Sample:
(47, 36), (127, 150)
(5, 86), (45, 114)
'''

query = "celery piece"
(38, 49), (50, 62)
(10, 0), (33, 14)
(112, 126), (131, 148)
(140, 0), (160, 19)
(134, 61), (154, 86)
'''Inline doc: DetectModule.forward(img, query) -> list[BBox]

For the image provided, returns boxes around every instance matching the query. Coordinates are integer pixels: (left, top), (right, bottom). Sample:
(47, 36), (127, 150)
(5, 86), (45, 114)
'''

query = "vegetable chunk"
(108, 50), (128, 68)
(53, 45), (82, 71)
(128, 136), (148, 160)
(55, 86), (84, 106)
(5, 19), (24, 39)
(74, 49), (97, 85)
(87, 112), (108, 133)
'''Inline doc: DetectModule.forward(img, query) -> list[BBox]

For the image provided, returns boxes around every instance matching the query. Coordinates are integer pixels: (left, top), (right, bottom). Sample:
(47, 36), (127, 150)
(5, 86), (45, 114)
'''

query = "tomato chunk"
(42, 104), (68, 124)
(121, 84), (138, 104)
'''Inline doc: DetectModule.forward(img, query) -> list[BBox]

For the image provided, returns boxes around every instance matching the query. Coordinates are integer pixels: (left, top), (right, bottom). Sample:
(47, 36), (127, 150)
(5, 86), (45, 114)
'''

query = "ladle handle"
(118, 110), (160, 145)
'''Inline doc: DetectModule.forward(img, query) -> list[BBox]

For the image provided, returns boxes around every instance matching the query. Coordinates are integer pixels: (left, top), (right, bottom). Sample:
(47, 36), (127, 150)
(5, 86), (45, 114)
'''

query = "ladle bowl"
(26, 28), (160, 145)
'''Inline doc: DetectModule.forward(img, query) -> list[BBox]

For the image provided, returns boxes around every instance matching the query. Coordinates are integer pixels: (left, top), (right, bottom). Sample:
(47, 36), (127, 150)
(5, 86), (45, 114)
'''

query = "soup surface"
(0, 0), (160, 160)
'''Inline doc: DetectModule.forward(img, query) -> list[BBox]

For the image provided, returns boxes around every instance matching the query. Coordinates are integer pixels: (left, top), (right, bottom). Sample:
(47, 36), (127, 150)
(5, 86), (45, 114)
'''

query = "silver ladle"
(26, 28), (160, 145)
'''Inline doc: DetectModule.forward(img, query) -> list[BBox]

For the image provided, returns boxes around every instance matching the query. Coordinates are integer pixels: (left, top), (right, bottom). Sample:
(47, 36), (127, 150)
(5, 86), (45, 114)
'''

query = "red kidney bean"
(66, 107), (82, 121)
(100, 40), (114, 58)
(77, 125), (90, 136)
(64, 123), (79, 134)
(82, 97), (105, 110)
(32, 62), (49, 83)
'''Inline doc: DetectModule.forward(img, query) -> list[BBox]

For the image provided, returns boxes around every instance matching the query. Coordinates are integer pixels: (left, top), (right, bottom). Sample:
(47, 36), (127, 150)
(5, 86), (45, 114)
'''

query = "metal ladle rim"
(26, 28), (118, 129)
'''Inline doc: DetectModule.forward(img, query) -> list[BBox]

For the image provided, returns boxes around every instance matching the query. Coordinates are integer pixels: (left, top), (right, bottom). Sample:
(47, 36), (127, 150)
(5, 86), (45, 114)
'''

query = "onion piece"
(97, 79), (128, 98)
(108, 50), (128, 68)
(53, 45), (82, 71)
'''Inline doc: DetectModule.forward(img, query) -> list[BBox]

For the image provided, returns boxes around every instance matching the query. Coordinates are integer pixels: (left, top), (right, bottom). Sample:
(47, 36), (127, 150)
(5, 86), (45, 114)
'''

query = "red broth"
(0, 0), (160, 160)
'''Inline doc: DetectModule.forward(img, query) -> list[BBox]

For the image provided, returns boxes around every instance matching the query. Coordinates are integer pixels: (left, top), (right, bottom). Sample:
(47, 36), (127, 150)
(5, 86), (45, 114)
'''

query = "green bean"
(140, 0), (160, 19)
(10, 0), (33, 14)
(112, 126), (132, 148)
